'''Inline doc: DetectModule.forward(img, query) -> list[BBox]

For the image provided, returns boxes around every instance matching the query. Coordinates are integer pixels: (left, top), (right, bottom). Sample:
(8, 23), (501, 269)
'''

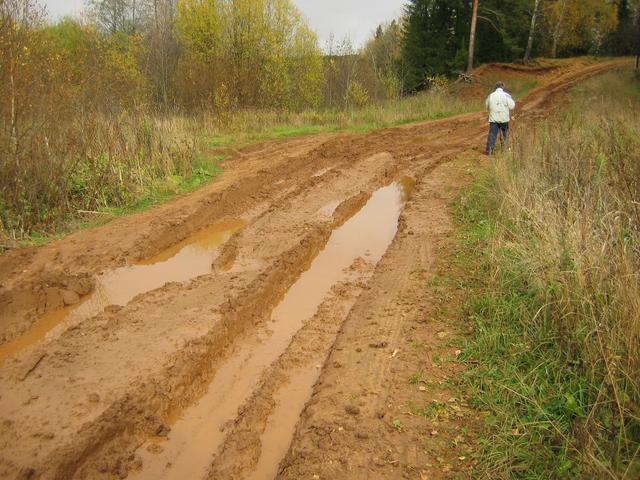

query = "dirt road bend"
(0, 59), (629, 480)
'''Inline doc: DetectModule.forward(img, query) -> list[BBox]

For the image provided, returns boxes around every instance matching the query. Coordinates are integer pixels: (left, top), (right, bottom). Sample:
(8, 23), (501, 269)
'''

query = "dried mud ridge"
(0, 60), (629, 480)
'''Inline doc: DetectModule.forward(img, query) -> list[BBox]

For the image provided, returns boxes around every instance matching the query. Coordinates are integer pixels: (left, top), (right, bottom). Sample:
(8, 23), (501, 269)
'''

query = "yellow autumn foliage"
(545, 0), (619, 57)
(174, 0), (323, 110)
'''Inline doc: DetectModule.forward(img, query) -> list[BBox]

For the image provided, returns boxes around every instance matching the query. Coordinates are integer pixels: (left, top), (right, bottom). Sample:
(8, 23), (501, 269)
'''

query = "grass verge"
(1, 153), (227, 251)
(455, 69), (639, 479)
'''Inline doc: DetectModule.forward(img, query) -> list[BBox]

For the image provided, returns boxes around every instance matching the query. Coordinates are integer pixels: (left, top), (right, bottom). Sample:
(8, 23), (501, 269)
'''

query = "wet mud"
(131, 179), (412, 479)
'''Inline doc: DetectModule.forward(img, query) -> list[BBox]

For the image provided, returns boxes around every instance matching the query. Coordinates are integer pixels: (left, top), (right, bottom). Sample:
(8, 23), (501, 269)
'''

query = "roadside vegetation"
(457, 69), (639, 478)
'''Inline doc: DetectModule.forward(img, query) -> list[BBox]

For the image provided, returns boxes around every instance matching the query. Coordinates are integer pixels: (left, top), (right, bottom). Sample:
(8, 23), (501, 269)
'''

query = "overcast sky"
(42, 0), (406, 48)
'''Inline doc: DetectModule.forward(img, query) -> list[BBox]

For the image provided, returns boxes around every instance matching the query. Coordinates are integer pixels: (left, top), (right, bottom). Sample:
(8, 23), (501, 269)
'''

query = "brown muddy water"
(0, 220), (245, 367)
(132, 178), (414, 480)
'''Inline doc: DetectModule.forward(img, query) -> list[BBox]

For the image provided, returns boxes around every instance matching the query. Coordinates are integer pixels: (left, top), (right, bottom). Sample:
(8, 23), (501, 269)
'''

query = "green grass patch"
(208, 125), (340, 149)
(410, 371), (425, 385)
(411, 400), (449, 420)
(95, 153), (226, 219)
(203, 90), (482, 151)
(455, 180), (597, 479)
(480, 74), (539, 100)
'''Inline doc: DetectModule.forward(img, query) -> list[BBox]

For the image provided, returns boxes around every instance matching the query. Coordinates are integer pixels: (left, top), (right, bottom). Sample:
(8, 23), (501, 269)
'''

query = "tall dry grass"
(483, 69), (639, 477)
(0, 112), (198, 239)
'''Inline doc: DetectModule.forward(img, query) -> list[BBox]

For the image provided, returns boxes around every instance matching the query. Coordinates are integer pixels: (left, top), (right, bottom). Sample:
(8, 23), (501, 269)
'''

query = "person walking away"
(485, 81), (516, 155)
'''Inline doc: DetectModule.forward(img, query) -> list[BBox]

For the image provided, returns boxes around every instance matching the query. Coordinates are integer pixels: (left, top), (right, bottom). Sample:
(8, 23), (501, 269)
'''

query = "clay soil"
(0, 59), (630, 480)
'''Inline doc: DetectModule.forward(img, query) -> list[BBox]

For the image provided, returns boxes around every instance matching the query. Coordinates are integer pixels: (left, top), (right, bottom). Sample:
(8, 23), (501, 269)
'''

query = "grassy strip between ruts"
(453, 69), (639, 479)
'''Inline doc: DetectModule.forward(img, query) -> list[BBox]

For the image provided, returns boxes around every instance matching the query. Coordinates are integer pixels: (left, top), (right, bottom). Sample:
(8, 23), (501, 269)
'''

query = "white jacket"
(486, 88), (516, 123)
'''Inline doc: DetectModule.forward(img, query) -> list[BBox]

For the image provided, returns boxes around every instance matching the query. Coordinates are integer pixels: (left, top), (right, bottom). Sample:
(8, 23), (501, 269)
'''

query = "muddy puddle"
(0, 220), (245, 367)
(132, 178), (414, 480)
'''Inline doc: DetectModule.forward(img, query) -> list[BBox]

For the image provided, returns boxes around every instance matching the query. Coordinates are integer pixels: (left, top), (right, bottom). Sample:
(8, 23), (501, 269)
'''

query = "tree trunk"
(9, 63), (18, 161)
(551, 0), (568, 58)
(153, 0), (169, 107)
(467, 0), (480, 73)
(132, 0), (136, 34)
(524, 0), (541, 61)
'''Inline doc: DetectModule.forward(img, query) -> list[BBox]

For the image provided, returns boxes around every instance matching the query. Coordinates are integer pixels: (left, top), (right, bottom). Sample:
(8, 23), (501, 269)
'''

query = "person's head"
(495, 81), (505, 90)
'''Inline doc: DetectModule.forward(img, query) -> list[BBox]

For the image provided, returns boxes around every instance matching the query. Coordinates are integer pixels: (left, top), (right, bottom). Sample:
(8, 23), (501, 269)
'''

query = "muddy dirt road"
(0, 60), (629, 480)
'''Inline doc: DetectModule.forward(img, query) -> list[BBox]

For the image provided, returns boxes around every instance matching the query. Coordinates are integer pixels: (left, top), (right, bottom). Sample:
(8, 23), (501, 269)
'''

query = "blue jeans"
(486, 122), (509, 155)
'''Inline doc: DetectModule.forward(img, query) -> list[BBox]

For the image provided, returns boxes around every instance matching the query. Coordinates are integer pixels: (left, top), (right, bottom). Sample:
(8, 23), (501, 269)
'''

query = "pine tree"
(606, 0), (636, 54)
(473, 0), (531, 63)
(401, 0), (470, 91)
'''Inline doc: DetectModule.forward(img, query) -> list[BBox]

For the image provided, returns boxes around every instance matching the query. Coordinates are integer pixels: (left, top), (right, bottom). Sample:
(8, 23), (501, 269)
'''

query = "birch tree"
(524, 0), (541, 60)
